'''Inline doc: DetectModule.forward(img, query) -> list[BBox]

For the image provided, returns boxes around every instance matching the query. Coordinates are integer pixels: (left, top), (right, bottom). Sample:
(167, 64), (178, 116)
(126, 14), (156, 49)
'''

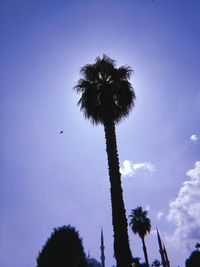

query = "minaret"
(163, 243), (170, 267)
(100, 228), (105, 267)
(157, 228), (167, 267)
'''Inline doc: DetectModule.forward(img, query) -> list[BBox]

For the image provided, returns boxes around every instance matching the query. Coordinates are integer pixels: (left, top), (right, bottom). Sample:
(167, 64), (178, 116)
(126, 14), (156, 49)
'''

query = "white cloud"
(120, 160), (155, 177)
(133, 162), (156, 172)
(190, 134), (198, 142)
(120, 160), (133, 177)
(167, 161), (200, 249)
(157, 211), (164, 220)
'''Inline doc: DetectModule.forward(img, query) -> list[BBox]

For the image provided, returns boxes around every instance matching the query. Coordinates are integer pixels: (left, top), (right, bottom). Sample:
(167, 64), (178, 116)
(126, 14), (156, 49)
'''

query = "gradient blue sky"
(1, 1), (200, 267)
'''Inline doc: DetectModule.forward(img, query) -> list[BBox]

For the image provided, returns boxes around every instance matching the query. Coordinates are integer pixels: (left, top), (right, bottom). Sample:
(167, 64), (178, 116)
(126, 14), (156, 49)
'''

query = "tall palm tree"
(74, 55), (136, 267)
(129, 207), (151, 267)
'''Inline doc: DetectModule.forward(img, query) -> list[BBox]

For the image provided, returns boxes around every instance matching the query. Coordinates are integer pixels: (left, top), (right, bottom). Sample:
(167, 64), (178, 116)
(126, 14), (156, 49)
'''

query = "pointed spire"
(163, 243), (170, 267)
(156, 228), (166, 267)
(100, 228), (105, 267)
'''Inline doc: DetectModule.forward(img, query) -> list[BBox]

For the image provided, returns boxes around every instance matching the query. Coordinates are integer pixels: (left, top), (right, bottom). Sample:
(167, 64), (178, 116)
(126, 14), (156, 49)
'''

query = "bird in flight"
(60, 130), (64, 134)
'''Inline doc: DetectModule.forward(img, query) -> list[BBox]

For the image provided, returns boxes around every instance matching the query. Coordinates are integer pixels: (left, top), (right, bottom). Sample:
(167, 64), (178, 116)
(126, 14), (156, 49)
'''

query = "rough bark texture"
(104, 120), (132, 267)
(142, 237), (149, 267)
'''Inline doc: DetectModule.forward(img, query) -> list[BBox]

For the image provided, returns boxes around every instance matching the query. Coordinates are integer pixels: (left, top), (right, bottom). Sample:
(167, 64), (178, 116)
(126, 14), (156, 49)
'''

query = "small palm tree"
(129, 207), (151, 267)
(74, 55), (136, 267)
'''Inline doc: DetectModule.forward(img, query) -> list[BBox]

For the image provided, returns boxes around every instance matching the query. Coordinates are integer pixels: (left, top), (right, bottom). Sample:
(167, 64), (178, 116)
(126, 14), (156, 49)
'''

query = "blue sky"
(0, 1), (200, 267)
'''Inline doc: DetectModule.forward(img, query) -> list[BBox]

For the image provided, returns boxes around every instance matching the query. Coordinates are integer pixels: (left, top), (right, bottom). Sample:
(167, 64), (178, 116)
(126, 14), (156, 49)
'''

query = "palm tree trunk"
(141, 237), (149, 267)
(104, 120), (132, 267)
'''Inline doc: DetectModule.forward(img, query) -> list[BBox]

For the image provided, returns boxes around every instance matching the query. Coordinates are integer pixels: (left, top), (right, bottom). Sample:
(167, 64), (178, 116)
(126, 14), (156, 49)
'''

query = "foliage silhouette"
(87, 257), (102, 267)
(74, 55), (136, 267)
(36, 225), (87, 267)
(185, 243), (200, 267)
(151, 259), (161, 266)
(132, 257), (146, 267)
(129, 207), (151, 267)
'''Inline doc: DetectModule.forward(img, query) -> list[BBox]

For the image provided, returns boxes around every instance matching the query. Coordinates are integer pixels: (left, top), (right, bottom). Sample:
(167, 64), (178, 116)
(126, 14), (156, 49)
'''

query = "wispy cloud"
(157, 211), (164, 220)
(190, 134), (198, 142)
(120, 160), (155, 177)
(133, 162), (155, 172)
(167, 161), (200, 249)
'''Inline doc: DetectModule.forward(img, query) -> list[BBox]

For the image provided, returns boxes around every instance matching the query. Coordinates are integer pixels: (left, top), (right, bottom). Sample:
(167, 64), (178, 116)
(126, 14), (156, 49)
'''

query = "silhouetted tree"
(152, 259), (161, 267)
(87, 257), (102, 267)
(74, 55), (135, 267)
(36, 225), (87, 267)
(129, 207), (151, 267)
(185, 243), (200, 267)
(132, 257), (141, 267)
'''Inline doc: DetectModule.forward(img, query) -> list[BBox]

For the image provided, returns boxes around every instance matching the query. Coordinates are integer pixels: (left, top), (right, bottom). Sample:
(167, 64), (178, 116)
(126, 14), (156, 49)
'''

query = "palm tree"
(129, 207), (151, 267)
(74, 55), (136, 267)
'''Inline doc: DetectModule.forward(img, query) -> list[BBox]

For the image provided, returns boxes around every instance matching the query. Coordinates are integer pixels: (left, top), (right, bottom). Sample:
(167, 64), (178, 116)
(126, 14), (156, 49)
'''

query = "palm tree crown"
(74, 54), (135, 124)
(129, 206), (151, 239)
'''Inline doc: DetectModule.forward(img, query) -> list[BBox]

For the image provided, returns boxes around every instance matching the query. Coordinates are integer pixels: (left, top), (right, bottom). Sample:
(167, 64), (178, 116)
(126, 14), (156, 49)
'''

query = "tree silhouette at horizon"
(36, 225), (87, 267)
(129, 207), (151, 267)
(185, 243), (200, 267)
(152, 259), (161, 267)
(74, 55), (136, 267)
